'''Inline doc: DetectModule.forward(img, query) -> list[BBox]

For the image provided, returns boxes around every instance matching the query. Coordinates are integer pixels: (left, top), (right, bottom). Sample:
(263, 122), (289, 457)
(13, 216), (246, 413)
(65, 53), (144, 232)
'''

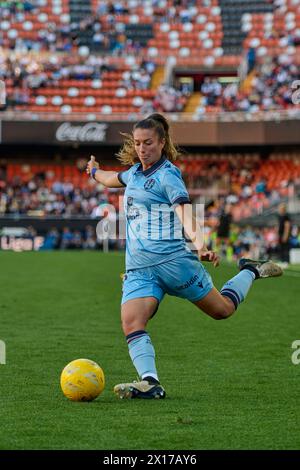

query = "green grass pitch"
(0, 251), (299, 450)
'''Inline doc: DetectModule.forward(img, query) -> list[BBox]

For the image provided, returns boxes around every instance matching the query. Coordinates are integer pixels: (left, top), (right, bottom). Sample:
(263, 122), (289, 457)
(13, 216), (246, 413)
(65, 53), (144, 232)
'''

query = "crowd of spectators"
(0, 0), (299, 116)
(2, 219), (299, 260)
(0, 223), (124, 251)
(0, 0), (218, 54)
(1, 48), (190, 113)
(39, 225), (125, 251)
(1, 153), (300, 222)
(138, 83), (189, 114)
(207, 223), (300, 262)
(179, 153), (300, 219)
(1, 154), (300, 258)
(0, 168), (121, 217)
(0, 0), (216, 51)
(0, 50), (157, 105)
(198, 57), (300, 115)
(0, 0), (217, 56)
(2, 50), (298, 115)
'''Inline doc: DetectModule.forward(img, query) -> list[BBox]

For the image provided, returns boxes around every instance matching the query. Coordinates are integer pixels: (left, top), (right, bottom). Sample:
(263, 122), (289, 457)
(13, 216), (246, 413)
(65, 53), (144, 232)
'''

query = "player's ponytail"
(117, 113), (179, 165)
(147, 113), (179, 163)
(147, 113), (169, 134)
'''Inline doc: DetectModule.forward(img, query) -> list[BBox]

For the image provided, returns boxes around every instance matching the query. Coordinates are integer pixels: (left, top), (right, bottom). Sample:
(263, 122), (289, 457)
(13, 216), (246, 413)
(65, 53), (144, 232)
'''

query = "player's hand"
(198, 250), (220, 267)
(86, 155), (99, 176)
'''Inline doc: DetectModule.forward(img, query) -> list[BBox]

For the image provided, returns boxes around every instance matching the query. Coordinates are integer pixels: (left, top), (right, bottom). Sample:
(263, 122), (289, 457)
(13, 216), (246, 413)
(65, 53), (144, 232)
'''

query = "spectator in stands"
(216, 203), (233, 257)
(277, 202), (291, 264)
(73, 230), (83, 249)
(289, 225), (300, 249)
(41, 228), (60, 250)
(255, 178), (267, 195)
(154, 84), (186, 113)
(60, 227), (73, 250)
(247, 47), (256, 75)
(83, 225), (98, 250)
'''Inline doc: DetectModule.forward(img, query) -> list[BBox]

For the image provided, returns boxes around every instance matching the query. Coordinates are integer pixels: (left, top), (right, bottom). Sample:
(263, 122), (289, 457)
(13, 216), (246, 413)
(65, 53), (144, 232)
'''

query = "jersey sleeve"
(117, 167), (132, 187)
(162, 167), (191, 206)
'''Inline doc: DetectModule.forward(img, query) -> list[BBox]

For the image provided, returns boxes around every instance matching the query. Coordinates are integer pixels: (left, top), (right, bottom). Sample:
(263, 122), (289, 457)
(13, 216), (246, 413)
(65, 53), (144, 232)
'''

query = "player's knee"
(212, 310), (232, 320)
(122, 318), (136, 335)
(212, 303), (235, 320)
(121, 316), (144, 336)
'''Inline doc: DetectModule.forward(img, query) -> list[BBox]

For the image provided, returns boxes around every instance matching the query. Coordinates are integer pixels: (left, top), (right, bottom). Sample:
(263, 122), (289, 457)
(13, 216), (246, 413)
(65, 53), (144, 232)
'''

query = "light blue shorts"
(122, 252), (214, 307)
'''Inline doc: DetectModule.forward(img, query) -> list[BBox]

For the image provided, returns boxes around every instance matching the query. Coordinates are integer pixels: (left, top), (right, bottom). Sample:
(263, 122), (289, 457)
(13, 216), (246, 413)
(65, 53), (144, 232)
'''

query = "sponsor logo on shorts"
(175, 274), (199, 291)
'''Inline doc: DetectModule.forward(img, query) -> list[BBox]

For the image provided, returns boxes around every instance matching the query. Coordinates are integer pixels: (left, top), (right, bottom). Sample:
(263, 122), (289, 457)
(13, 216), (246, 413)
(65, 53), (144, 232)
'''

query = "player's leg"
(155, 253), (228, 319)
(193, 258), (283, 319)
(157, 254), (236, 320)
(193, 287), (236, 320)
(158, 253), (282, 320)
(193, 262), (256, 319)
(114, 269), (166, 399)
(121, 296), (159, 383)
(121, 296), (158, 336)
(114, 297), (165, 399)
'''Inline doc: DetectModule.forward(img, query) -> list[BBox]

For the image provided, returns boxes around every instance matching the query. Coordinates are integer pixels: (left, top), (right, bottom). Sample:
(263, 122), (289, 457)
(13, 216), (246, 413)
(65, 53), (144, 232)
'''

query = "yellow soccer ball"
(60, 358), (105, 402)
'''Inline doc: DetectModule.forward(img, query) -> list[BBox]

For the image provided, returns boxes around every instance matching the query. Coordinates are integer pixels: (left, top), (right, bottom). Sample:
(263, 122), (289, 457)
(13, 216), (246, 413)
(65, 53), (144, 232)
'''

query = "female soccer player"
(86, 113), (282, 399)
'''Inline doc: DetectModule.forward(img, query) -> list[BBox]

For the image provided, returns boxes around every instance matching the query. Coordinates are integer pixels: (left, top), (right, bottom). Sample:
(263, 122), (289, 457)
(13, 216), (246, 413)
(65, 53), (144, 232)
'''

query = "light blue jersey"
(118, 156), (191, 270)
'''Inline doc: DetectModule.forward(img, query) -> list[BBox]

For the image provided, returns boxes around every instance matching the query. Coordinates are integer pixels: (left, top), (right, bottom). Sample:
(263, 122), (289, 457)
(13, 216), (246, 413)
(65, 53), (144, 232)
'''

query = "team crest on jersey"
(127, 196), (133, 206)
(144, 178), (155, 191)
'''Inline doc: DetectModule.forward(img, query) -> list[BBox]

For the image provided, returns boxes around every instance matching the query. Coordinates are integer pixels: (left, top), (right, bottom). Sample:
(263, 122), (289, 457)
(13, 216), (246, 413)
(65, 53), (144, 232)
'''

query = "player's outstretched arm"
(86, 155), (124, 188)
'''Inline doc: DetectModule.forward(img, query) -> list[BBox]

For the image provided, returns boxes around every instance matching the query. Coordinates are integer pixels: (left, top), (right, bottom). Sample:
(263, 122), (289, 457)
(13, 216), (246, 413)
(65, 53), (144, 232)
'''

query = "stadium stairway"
(150, 66), (165, 90)
(69, 0), (94, 48)
(240, 69), (257, 93)
(218, 0), (274, 55)
(184, 92), (202, 113)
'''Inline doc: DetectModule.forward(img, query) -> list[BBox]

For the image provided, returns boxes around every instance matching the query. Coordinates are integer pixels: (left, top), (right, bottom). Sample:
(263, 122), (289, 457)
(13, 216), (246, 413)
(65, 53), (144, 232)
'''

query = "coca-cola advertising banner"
(1, 120), (132, 145)
(55, 122), (108, 142)
(1, 119), (300, 146)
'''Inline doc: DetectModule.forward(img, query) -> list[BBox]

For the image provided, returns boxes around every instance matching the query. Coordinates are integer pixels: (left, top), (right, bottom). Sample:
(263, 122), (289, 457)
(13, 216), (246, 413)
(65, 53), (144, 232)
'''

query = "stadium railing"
(1, 109), (300, 122)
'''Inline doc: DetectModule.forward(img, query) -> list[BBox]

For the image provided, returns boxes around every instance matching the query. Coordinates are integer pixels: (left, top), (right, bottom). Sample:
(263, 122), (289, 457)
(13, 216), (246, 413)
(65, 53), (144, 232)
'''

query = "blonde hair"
(117, 113), (179, 166)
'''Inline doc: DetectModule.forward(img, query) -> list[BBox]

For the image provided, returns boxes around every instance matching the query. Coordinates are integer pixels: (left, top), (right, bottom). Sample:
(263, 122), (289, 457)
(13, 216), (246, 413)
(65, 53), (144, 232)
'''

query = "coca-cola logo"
(55, 122), (108, 142)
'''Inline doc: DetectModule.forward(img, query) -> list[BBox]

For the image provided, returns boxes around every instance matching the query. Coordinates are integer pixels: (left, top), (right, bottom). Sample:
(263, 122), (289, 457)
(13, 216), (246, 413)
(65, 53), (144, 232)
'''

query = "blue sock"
(220, 269), (256, 310)
(126, 330), (158, 382)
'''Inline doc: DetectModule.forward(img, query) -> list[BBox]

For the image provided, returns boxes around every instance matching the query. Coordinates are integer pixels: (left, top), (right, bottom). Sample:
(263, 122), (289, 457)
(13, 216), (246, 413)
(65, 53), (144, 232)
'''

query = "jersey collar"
(138, 156), (166, 177)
